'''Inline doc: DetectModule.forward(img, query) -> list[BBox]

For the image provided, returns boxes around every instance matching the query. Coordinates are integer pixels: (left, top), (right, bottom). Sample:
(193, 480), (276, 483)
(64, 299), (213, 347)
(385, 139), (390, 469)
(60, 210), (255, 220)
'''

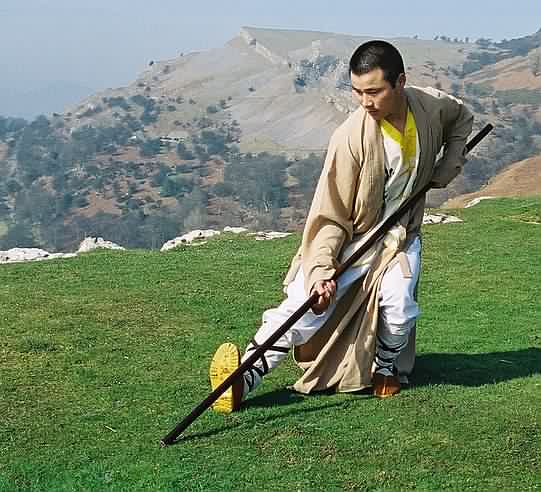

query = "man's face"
(350, 68), (405, 121)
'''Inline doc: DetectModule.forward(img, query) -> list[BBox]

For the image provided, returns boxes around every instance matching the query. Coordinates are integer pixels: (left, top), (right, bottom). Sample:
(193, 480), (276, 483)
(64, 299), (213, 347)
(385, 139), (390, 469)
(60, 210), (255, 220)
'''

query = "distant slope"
(444, 153), (541, 207)
(466, 47), (541, 91)
(65, 26), (478, 153)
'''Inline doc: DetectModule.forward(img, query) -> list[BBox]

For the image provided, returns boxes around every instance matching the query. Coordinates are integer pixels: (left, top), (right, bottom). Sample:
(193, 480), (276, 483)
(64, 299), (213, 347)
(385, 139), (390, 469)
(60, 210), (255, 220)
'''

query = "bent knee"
(379, 295), (419, 327)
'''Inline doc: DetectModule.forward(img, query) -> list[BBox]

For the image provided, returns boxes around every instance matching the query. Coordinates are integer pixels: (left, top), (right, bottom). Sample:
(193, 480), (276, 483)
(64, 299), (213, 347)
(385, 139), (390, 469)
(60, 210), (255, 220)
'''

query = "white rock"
(423, 213), (463, 225)
(0, 248), (51, 263)
(77, 237), (125, 253)
(223, 226), (249, 234)
(48, 253), (78, 260)
(464, 196), (497, 208)
(253, 231), (292, 241)
(161, 229), (220, 251)
(0, 248), (78, 264)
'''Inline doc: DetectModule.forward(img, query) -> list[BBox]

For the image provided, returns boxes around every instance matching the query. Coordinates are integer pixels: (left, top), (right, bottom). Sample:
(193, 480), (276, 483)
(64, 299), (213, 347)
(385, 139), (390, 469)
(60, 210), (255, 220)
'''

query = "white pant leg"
(375, 237), (421, 376)
(241, 261), (371, 393)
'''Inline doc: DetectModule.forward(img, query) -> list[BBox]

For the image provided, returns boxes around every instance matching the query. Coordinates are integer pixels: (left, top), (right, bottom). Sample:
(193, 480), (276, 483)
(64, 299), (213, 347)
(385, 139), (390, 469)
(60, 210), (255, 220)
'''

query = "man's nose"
(362, 93), (373, 108)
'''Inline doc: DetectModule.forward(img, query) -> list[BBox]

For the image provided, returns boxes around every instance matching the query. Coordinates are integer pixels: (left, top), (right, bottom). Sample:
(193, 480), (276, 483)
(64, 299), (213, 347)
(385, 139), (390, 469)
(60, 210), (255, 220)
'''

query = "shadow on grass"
(175, 394), (346, 444)
(242, 387), (305, 409)
(168, 348), (540, 445)
(413, 347), (541, 386)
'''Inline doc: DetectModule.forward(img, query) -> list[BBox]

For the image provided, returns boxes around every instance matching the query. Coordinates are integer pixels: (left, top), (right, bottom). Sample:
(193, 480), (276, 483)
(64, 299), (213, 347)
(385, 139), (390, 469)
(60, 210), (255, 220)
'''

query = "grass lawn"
(1, 198), (540, 491)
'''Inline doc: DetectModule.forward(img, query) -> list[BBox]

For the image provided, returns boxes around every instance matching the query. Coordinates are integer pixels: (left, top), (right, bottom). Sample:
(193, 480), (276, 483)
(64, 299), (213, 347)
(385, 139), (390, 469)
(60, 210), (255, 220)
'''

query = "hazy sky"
(1, 0), (540, 116)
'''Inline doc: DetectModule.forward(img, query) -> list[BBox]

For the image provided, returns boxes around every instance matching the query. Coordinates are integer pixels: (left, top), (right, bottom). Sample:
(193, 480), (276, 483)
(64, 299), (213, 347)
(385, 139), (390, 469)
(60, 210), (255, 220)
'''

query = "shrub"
(106, 96), (131, 111)
(212, 182), (235, 197)
(75, 195), (89, 208)
(495, 89), (541, 105)
(79, 105), (103, 118)
(139, 138), (162, 157)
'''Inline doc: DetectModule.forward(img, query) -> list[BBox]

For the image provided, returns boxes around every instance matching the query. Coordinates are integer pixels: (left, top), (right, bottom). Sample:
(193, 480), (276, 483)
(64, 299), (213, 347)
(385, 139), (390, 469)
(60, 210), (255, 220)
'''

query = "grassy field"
(1, 198), (540, 491)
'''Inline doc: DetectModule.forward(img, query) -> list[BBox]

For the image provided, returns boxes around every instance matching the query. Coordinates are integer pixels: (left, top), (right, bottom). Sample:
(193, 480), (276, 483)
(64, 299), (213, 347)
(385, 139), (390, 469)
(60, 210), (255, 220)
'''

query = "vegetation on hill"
(1, 89), (539, 251)
(461, 112), (541, 191)
(445, 153), (541, 208)
(461, 28), (541, 75)
(0, 106), (324, 251)
(0, 198), (539, 490)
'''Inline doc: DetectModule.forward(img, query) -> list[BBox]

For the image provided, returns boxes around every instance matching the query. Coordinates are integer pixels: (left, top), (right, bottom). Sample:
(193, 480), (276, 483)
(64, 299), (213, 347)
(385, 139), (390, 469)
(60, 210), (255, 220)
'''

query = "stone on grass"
(223, 226), (249, 234)
(464, 196), (497, 208)
(423, 213), (463, 225)
(0, 248), (76, 264)
(77, 237), (125, 253)
(251, 231), (292, 240)
(161, 229), (220, 251)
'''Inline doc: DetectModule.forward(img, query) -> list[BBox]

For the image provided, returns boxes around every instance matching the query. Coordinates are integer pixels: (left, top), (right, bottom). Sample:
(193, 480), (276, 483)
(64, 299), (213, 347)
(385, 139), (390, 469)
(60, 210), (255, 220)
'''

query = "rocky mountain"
(64, 27), (482, 152)
(0, 27), (540, 252)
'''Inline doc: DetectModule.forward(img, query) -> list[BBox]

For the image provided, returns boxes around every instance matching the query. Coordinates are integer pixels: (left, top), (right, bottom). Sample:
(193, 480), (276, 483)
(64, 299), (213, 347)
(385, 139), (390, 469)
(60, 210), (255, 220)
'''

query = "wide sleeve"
(301, 126), (360, 294)
(431, 91), (474, 188)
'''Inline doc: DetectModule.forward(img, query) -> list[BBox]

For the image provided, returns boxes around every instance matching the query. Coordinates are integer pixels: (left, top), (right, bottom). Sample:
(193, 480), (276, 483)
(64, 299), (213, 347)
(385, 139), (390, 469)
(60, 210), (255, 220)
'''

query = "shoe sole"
(373, 374), (401, 399)
(373, 388), (400, 399)
(209, 342), (242, 413)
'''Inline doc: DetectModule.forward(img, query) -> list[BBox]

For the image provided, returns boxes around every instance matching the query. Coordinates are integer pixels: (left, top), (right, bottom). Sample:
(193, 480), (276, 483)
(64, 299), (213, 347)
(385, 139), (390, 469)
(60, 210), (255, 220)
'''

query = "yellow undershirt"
(380, 109), (417, 174)
(379, 109), (419, 209)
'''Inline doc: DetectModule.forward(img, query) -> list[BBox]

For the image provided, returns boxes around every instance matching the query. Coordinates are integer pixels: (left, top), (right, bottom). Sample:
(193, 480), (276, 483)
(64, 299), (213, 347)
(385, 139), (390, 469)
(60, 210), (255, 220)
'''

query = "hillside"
(64, 27), (479, 152)
(0, 27), (540, 252)
(60, 27), (540, 157)
(466, 47), (541, 92)
(444, 152), (541, 207)
(1, 198), (540, 490)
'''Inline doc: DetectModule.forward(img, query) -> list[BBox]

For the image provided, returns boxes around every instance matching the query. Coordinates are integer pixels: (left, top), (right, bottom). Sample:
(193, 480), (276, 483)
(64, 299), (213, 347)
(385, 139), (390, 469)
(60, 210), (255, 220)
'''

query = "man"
(209, 40), (473, 413)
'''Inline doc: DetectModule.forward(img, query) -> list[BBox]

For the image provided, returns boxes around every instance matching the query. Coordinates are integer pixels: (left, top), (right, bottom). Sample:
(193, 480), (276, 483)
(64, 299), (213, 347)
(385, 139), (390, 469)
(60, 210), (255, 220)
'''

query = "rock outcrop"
(223, 226), (249, 234)
(1, 214), (463, 264)
(160, 229), (221, 251)
(77, 237), (125, 253)
(0, 248), (76, 264)
(250, 231), (293, 240)
(464, 196), (497, 208)
(423, 213), (463, 224)
(1, 237), (124, 264)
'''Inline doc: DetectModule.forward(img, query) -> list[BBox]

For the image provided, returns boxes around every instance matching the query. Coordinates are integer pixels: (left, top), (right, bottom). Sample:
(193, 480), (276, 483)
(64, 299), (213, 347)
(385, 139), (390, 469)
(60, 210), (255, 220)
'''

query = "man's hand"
(311, 279), (337, 315)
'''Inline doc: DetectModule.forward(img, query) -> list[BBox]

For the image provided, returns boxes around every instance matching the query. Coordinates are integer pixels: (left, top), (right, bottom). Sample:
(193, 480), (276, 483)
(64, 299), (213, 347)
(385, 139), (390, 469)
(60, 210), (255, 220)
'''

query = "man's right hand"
(311, 279), (337, 315)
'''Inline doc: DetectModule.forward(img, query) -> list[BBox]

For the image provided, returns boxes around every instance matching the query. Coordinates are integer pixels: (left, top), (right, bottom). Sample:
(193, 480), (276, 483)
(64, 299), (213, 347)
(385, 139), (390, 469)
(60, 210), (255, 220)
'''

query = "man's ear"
(397, 73), (406, 89)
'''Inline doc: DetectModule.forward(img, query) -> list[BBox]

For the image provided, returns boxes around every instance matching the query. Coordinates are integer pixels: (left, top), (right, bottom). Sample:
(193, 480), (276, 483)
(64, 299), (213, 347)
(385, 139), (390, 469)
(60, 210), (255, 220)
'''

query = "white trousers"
(242, 237), (422, 392)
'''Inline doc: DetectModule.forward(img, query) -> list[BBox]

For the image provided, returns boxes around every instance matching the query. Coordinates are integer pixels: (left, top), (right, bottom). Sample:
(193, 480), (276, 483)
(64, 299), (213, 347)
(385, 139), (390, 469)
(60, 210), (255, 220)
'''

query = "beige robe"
(284, 86), (473, 394)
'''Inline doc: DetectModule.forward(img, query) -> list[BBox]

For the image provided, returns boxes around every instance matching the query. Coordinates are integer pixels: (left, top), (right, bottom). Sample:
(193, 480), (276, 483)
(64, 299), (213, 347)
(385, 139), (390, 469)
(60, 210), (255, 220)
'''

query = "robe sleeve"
(429, 90), (474, 188)
(301, 126), (360, 294)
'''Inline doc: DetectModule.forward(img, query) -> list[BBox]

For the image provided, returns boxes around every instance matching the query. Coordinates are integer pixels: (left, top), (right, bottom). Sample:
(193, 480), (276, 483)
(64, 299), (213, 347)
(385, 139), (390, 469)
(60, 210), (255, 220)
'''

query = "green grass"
(1, 198), (540, 491)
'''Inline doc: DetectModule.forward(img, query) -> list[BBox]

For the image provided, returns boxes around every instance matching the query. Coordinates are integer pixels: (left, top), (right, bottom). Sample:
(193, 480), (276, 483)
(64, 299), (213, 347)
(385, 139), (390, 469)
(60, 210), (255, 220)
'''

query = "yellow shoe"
(209, 343), (243, 413)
